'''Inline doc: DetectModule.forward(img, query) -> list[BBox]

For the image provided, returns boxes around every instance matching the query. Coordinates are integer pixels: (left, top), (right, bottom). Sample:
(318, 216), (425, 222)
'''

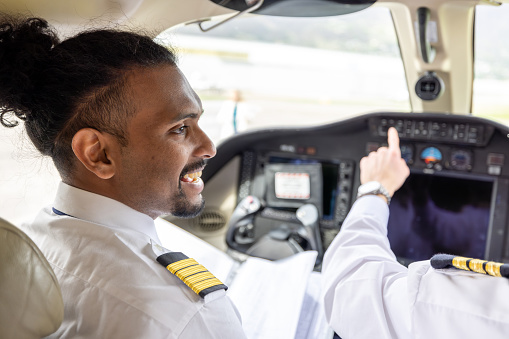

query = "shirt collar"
(53, 182), (161, 243)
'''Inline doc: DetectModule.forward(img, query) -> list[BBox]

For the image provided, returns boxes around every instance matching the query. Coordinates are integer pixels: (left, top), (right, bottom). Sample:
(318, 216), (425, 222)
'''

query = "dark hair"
(0, 16), (177, 179)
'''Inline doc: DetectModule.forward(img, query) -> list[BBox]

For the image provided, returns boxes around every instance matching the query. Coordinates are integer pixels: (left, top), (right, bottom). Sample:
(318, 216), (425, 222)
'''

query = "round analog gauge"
(420, 146), (442, 165)
(450, 149), (473, 171)
(400, 144), (414, 165)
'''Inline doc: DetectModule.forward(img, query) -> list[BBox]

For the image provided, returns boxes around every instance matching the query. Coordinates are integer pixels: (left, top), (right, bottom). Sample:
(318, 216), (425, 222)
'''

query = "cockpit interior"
(2, 0), (509, 337)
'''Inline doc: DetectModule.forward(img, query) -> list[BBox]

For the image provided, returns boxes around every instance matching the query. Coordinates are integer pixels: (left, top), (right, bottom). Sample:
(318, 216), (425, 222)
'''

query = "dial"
(400, 144), (414, 165)
(420, 147), (442, 165)
(450, 149), (473, 171)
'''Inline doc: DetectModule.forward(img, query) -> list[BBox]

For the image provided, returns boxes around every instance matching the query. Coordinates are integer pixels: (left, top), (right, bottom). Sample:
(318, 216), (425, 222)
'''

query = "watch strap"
(357, 181), (391, 205)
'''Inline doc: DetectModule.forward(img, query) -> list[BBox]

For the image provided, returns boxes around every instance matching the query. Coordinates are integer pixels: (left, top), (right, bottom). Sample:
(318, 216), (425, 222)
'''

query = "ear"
(71, 128), (117, 180)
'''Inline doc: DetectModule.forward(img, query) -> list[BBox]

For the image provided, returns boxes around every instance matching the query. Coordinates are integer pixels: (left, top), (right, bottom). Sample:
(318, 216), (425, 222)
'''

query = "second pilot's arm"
(321, 127), (412, 338)
(321, 127), (509, 339)
(322, 195), (412, 338)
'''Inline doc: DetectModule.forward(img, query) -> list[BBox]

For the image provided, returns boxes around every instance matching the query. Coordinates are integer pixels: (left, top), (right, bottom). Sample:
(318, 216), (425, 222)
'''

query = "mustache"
(180, 159), (206, 178)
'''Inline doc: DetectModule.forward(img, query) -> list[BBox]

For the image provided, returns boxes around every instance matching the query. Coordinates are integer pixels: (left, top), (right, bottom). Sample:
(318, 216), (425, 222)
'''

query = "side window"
(473, 4), (509, 125)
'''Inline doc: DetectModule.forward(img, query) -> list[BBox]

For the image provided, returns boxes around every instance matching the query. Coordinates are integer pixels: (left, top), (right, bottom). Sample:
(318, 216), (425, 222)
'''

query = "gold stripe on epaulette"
(192, 278), (224, 293)
(485, 261), (503, 277)
(175, 264), (207, 279)
(165, 258), (225, 296)
(167, 258), (197, 274)
(469, 259), (487, 274)
(452, 256), (470, 271)
(186, 271), (215, 284)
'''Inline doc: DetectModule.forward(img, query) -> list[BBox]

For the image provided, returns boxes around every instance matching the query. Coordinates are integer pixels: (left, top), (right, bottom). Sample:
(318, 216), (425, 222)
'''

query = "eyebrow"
(171, 110), (204, 123)
(171, 111), (203, 123)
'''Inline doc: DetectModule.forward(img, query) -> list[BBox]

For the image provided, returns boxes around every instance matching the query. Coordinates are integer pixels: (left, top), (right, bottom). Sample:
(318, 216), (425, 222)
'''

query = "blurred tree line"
(177, 5), (509, 80)
(179, 8), (400, 57)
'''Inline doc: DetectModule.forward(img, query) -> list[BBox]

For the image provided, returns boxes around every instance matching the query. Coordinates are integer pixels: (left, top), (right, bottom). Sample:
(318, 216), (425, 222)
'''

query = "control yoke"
(296, 204), (323, 260)
(226, 196), (261, 247)
(226, 197), (323, 264)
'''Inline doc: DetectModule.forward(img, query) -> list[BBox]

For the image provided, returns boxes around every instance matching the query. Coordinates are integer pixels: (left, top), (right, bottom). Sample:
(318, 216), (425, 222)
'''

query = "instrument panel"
(199, 112), (509, 266)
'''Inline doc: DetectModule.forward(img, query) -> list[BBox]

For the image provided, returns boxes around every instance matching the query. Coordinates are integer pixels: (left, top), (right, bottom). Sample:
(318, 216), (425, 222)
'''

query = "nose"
(194, 126), (216, 159)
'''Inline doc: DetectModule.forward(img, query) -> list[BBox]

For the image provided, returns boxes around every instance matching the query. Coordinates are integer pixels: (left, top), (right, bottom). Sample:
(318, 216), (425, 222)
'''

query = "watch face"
(359, 181), (381, 194)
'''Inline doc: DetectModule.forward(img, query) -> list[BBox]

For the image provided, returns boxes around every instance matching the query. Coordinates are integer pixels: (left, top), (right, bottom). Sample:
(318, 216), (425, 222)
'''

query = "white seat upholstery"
(0, 217), (64, 339)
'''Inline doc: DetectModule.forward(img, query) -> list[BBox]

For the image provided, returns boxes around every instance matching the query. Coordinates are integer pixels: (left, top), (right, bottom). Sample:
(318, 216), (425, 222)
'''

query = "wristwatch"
(357, 181), (391, 205)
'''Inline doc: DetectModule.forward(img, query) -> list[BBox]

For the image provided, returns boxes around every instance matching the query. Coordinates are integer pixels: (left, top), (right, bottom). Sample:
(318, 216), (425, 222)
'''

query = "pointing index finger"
(388, 127), (401, 155)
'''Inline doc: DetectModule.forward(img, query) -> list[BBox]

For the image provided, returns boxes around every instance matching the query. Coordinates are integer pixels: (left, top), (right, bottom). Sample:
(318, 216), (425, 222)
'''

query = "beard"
(169, 159), (207, 218)
(169, 188), (205, 218)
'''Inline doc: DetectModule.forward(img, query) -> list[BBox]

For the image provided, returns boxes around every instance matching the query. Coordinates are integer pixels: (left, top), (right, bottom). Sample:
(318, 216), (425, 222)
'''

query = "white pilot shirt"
(322, 195), (509, 339)
(22, 182), (246, 339)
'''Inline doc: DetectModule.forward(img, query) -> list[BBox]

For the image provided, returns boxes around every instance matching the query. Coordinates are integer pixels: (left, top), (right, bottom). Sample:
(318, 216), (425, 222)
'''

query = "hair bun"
(0, 16), (60, 127)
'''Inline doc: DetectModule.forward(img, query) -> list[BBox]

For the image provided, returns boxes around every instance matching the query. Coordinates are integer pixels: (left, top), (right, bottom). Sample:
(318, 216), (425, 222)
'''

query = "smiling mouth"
(180, 170), (203, 183)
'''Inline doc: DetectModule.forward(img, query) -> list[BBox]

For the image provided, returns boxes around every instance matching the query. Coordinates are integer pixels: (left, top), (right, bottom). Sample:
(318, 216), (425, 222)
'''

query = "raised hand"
(359, 127), (410, 196)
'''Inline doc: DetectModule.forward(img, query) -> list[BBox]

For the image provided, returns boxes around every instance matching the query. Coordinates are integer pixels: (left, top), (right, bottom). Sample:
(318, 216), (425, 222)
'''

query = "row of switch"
(371, 118), (485, 145)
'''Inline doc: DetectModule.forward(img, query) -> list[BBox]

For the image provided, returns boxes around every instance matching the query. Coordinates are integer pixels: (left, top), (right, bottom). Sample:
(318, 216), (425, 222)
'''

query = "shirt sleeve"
(321, 195), (411, 339)
(179, 290), (247, 339)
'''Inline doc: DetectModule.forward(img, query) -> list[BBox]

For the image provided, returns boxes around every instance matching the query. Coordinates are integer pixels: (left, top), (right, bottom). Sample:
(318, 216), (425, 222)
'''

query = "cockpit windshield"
(154, 4), (509, 145)
(157, 6), (410, 143)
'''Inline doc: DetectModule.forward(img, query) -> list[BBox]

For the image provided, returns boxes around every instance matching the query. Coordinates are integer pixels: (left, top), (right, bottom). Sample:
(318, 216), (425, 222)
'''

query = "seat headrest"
(0, 218), (64, 339)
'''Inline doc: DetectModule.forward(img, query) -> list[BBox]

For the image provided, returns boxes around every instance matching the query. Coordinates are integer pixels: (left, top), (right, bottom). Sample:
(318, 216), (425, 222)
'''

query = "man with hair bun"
(0, 16), (246, 338)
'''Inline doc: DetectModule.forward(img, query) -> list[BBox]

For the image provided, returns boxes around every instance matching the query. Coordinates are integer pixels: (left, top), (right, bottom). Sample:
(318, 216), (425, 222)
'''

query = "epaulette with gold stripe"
(157, 252), (228, 298)
(430, 254), (509, 278)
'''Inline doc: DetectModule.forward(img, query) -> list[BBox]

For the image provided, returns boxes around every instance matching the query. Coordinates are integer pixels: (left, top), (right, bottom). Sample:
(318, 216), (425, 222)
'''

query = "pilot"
(322, 127), (509, 338)
(0, 16), (246, 338)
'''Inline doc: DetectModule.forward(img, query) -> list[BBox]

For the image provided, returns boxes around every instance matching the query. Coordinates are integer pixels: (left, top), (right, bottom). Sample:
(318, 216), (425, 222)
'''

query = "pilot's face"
(115, 64), (216, 219)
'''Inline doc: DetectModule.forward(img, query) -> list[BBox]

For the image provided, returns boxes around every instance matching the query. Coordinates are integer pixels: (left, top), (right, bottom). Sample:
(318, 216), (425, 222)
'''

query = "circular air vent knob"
(415, 72), (444, 101)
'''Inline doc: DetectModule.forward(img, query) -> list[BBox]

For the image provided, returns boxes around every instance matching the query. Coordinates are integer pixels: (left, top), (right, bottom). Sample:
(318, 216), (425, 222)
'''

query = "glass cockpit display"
(267, 156), (340, 221)
(387, 173), (493, 264)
